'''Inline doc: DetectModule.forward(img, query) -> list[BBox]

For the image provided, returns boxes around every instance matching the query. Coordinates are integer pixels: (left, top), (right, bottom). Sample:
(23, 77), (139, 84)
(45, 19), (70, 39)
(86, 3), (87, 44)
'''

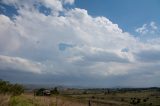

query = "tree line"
(0, 79), (24, 95)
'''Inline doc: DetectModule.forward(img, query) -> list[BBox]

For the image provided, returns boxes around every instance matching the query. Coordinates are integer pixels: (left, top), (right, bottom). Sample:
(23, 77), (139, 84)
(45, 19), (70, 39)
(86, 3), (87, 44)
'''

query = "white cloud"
(135, 21), (159, 35)
(40, 0), (63, 12)
(63, 0), (75, 4)
(1, 0), (74, 13)
(135, 24), (148, 35)
(0, 15), (20, 52)
(0, 55), (43, 74)
(150, 21), (158, 30)
(0, 0), (160, 86)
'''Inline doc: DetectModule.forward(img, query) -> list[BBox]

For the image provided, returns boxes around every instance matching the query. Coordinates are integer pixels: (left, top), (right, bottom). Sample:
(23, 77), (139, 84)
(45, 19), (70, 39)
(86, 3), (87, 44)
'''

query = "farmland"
(0, 88), (160, 106)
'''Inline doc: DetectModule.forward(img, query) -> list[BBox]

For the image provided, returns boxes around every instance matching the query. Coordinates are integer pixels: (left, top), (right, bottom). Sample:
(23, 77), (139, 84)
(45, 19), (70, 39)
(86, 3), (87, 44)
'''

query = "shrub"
(91, 96), (95, 99)
(51, 87), (59, 95)
(121, 98), (124, 101)
(0, 80), (24, 96)
(83, 91), (87, 94)
(35, 88), (46, 96)
(143, 99), (147, 102)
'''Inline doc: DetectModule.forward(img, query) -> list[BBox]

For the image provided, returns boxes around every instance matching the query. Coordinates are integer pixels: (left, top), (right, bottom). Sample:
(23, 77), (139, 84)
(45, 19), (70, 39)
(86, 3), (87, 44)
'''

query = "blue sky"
(0, 0), (160, 87)
(75, 0), (160, 34)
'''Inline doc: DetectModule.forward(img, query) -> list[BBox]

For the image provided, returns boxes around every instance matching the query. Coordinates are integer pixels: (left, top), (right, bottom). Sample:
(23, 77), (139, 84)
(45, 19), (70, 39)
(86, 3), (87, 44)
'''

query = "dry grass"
(57, 96), (88, 106)
(9, 94), (56, 106)
(0, 94), (10, 106)
(33, 95), (87, 106)
(1, 91), (160, 106)
(0, 94), (87, 106)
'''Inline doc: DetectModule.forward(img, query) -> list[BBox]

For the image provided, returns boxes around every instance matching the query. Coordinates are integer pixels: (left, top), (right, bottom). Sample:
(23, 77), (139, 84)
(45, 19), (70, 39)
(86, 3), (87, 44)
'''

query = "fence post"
(56, 96), (58, 106)
(88, 100), (91, 106)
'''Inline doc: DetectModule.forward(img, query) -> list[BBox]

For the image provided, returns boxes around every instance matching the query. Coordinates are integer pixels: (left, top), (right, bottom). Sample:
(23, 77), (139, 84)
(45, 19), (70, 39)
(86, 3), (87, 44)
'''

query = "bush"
(143, 99), (147, 102)
(91, 96), (95, 99)
(51, 87), (59, 95)
(0, 80), (24, 96)
(121, 98), (124, 101)
(34, 88), (46, 96)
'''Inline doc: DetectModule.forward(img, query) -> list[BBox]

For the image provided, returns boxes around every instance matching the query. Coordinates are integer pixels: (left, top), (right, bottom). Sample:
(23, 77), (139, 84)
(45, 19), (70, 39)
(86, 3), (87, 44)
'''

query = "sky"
(75, 0), (160, 34)
(0, 0), (160, 87)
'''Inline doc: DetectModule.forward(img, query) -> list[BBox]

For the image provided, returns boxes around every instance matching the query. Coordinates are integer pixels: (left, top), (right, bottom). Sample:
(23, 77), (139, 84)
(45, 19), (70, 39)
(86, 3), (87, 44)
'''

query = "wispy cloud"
(135, 21), (159, 35)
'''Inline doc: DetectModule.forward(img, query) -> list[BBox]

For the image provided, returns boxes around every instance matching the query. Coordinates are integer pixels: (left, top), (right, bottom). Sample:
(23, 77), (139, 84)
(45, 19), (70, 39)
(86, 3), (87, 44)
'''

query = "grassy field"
(0, 90), (160, 106)
(0, 94), (87, 106)
(67, 90), (160, 106)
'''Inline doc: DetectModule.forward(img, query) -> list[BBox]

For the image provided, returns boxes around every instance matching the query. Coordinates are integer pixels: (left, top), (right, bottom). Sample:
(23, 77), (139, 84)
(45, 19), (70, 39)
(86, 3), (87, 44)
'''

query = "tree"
(0, 80), (24, 95)
(35, 88), (46, 96)
(51, 87), (59, 95)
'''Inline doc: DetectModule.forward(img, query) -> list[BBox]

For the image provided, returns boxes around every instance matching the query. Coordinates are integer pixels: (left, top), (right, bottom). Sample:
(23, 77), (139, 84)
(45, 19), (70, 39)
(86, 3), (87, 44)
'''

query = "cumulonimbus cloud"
(0, 0), (160, 87)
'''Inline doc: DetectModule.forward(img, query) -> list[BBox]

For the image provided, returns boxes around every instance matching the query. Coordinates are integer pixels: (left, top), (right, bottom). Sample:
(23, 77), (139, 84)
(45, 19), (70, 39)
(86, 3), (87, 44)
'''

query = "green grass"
(8, 94), (57, 106)
(9, 95), (34, 106)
